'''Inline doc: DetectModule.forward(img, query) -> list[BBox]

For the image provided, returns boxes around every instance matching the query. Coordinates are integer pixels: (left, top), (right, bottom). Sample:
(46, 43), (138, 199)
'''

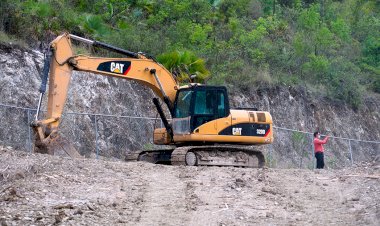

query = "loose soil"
(0, 146), (379, 225)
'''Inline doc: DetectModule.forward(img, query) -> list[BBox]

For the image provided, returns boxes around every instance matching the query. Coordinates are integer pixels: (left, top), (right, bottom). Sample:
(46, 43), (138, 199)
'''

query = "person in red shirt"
(313, 131), (329, 169)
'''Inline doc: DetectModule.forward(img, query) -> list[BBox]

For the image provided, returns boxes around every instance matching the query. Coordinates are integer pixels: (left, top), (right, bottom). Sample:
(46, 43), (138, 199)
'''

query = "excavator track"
(127, 145), (266, 168)
(172, 145), (265, 168)
(125, 149), (174, 164)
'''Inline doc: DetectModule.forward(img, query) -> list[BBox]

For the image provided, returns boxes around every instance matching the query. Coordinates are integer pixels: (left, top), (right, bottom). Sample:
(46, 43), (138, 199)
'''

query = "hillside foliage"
(0, 0), (379, 107)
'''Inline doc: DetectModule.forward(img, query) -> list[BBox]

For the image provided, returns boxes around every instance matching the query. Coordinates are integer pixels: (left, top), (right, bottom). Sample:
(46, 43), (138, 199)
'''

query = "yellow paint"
(174, 130), (274, 144)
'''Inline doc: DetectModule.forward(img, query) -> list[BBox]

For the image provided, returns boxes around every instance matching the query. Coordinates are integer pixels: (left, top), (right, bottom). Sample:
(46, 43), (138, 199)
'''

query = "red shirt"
(314, 136), (329, 153)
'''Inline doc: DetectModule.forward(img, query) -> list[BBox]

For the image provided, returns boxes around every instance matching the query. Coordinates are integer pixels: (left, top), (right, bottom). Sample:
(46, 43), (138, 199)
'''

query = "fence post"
(299, 133), (304, 169)
(311, 134), (315, 169)
(27, 109), (32, 152)
(94, 115), (99, 159)
(348, 139), (354, 166)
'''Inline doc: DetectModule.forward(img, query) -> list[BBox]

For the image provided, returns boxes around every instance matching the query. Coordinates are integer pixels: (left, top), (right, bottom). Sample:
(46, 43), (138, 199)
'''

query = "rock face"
(0, 43), (379, 168)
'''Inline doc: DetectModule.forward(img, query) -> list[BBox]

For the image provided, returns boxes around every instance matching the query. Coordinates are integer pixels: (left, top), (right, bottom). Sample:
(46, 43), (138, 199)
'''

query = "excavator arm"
(32, 33), (178, 156)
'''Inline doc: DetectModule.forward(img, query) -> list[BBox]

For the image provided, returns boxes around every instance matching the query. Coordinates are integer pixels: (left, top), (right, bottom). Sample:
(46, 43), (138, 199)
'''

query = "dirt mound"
(0, 146), (379, 225)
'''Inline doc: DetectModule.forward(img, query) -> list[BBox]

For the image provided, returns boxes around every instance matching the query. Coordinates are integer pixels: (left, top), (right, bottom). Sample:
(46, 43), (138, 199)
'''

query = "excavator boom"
(32, 33), (178, 156)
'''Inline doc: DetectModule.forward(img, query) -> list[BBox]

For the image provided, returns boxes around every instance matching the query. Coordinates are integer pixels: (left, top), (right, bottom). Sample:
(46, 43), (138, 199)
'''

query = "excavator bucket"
(33, 130), (82, 158)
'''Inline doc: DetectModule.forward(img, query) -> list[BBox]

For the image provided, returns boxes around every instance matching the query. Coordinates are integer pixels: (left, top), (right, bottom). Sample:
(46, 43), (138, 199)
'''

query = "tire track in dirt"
(135, 165), (191, 225)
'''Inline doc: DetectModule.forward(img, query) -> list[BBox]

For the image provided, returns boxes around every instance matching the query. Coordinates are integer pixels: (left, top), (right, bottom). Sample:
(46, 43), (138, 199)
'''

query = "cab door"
(192, 88), (230, 134)
(192, 89), (217, 134)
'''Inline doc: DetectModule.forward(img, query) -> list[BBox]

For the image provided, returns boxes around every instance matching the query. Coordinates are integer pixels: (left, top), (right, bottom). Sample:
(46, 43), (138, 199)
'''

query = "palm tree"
(157, 50), (210, 84)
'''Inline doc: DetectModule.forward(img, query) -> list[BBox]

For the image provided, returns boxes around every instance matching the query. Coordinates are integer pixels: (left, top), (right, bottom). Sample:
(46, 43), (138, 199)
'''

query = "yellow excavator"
(31, 33), (273, 167)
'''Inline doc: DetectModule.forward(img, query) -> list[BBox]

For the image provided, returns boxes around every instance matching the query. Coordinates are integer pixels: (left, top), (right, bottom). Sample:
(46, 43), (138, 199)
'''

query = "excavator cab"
(173, 85), (229, 133)
(153, 85), (231, 145)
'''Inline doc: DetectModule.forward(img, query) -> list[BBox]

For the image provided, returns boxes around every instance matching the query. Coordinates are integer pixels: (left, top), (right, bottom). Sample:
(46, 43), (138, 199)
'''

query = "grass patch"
(0, 31), (28, 47)
(72, 44), (92, 55)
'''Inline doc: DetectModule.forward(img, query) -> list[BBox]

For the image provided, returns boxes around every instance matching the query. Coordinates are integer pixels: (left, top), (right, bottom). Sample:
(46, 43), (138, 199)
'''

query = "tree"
(157, 50), (210, 84)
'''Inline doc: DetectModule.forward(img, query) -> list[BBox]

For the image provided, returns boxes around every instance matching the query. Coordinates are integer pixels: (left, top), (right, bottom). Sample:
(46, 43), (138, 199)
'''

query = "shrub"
(157, 50), (210, 84)
(327, 58), (363, 108)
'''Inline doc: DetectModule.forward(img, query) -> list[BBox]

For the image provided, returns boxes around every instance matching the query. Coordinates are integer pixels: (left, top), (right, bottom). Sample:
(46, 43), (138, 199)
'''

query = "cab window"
(194, 90), (215, 115)
(174, 90), (193, 118)
(217, 90), (227, 118)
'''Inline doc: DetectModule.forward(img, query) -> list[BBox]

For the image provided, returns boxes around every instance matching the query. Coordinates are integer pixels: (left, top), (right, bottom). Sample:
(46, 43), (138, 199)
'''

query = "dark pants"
(315, 152), (324, 169)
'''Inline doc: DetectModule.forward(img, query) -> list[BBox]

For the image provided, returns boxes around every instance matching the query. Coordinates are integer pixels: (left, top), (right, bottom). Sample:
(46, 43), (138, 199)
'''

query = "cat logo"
(97, 61), (131, 75)
(232, 127), (242, 136)
(110, 62), (125, 74)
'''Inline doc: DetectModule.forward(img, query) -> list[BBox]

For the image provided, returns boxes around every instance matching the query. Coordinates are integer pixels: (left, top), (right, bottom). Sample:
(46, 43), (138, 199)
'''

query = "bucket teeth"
(34, 134), (82, 159)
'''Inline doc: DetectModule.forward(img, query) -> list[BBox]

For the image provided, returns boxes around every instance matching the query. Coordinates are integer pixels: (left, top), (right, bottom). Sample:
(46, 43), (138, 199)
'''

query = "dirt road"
(0, 146), (379, 225)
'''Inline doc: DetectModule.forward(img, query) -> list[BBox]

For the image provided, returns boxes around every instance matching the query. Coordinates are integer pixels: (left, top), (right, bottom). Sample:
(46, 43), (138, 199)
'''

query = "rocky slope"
(0, 42), (379, 168)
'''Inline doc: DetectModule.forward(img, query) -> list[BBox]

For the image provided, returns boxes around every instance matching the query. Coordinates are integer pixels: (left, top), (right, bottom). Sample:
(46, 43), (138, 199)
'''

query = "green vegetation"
(0, 0), (379, 107)
(143, 142), (154, 151)
(157, 50), (210, 83)
(0, 31), (27, 46)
